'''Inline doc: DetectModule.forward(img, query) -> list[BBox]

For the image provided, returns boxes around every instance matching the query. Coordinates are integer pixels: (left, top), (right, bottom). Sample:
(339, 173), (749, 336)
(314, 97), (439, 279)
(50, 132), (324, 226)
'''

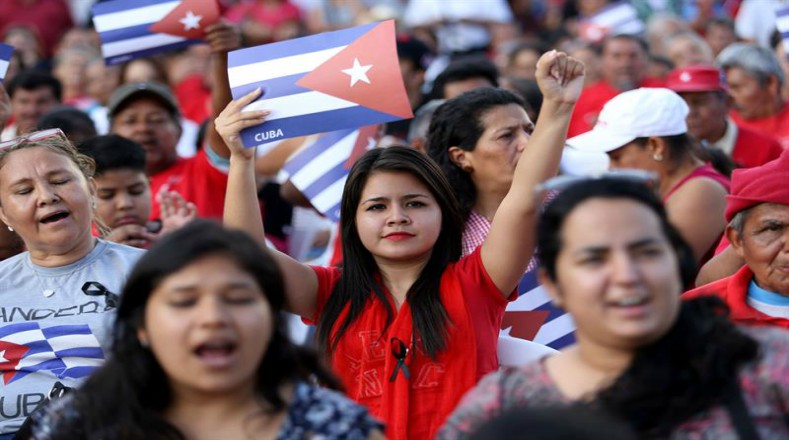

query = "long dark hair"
(316, 146), (464, 358)
(49, 220), (340, 440)
(537, 179), (759, 438)
(426, 88), (526, 220)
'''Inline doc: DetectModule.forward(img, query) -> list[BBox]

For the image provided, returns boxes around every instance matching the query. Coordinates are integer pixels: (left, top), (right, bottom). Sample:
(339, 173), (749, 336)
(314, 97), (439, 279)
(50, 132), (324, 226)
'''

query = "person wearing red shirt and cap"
(666, 65), (783, 169)
(684, 150), (789, 328)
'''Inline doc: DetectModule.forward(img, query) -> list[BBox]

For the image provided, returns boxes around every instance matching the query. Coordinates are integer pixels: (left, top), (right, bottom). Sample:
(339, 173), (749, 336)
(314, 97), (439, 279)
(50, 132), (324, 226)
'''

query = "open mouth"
(40, 211), (70, 224)
(194, 341), (238, 367)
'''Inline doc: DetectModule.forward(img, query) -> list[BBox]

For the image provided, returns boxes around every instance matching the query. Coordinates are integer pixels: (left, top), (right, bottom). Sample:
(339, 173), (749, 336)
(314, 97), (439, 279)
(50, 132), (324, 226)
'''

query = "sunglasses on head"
(0, 128), (68, 151)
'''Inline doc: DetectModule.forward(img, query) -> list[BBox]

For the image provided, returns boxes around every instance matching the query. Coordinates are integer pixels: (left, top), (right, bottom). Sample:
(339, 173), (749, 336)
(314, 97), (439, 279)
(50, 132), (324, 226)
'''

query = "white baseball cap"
(566, 88), (689, 153)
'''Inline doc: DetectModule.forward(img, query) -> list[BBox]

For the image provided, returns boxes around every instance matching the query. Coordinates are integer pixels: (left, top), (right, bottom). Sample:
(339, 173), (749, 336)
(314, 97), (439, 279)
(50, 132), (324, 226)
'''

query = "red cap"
(665, 65), (726, 93)
(725, 149), (789, 222)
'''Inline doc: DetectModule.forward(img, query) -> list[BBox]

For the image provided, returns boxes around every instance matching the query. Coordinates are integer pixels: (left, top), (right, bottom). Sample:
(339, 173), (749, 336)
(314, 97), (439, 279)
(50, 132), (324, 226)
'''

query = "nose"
(611, 253), (640, 285)
(196, 296), (230, 328)
(386, 205), (410, 225)
(116, 192), (134, 211)
(36, 184), (61, 207)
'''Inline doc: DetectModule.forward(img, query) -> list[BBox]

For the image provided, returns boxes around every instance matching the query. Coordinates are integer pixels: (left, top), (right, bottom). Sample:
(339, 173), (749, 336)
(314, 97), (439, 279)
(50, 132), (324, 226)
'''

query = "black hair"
(78, 135), (146, 175)
(47, 220), (340, 440)
(315, 146), (464, 358)
(603, 33), (650, 54)
(431, 56), (500, 99)
(595, 296), (759, 438)
(537, 178), (697, 289)
(36, 107), (97, 144)
(6, 69), (62, 101)
(628, 134), (735, 177)
(468, 405), (637, 440)
(507, 41), (549, 67)
(426, 87), (526, 220)
(536, 179), (759, 438)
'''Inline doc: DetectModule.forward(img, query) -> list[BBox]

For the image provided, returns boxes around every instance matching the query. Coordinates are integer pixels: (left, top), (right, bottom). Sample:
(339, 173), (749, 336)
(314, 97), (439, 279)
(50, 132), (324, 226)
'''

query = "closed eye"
(366, 203), (386, 211)
(406, 201), (426, 208)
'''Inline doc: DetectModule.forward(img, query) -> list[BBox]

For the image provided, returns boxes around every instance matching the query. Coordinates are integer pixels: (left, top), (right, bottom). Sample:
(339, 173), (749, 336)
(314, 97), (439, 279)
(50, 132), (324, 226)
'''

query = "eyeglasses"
(535, 169), (659, 194)
(0, 128), (67, 150)
(389, 337), (411, 382)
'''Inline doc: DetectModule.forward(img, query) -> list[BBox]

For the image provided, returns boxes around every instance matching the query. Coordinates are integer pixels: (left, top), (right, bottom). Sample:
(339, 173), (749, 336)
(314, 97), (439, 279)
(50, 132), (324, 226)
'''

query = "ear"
(767, 74), (781, 95)
(726, 225), (746, 258)
(136, 326), (149, 348)
(537, 268), (564, 309)
(88, 177), (97, 197)
(0, 205), (9, 227)
(448, 146), (473, 173)
(647, 137), (666, 157)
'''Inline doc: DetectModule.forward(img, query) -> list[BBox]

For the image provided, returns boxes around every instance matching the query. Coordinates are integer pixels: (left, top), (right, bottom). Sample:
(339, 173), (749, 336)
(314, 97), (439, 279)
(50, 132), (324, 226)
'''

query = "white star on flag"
(342, 58), (372, 87)
(0, 349), (7, 363)
(179, 10), (203, 31)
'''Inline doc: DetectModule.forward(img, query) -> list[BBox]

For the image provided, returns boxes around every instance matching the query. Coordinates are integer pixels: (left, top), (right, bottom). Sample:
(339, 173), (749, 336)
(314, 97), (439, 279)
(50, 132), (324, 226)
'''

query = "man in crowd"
(666, 65), (782, 168)
(718, 43), (789, 149)
(568, 33), (664, 136)
(2, 70), (61, 138)
(684, 151), (789, 328)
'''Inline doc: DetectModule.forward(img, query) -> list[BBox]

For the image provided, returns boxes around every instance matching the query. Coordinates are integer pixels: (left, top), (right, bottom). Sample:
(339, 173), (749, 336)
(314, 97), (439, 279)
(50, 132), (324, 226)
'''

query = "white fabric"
(497, 335), (558, 367)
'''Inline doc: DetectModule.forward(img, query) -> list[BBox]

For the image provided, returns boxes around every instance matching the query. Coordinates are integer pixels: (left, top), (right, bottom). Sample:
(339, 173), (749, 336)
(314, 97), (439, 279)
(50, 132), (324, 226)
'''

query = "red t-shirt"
(731, 105), (789, 150)
(174, 74), (211, 125)
(149, 148), (228, 220)
(225, 1), (301, 29)
(0, 0), (72, 57)
(307, 248), (514, 440)
(568, 78), (666, 137)
(732, 125), (784, 168)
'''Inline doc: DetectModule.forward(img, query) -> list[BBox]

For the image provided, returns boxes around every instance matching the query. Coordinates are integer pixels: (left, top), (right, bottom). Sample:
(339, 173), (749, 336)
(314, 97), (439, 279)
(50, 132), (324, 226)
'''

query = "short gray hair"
(728, 205), (756, 236)
(717, 43), (784, 87)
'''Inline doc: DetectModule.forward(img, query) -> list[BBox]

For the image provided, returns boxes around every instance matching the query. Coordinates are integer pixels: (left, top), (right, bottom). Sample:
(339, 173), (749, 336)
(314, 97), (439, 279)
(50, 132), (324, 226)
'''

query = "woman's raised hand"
(535, 50), (585, 106)
(215, 88), (270, 160)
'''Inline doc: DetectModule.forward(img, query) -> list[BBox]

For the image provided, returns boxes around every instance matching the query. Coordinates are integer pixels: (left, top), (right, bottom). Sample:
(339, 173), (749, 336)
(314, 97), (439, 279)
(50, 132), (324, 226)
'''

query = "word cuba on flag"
(228, 20), (413, 147)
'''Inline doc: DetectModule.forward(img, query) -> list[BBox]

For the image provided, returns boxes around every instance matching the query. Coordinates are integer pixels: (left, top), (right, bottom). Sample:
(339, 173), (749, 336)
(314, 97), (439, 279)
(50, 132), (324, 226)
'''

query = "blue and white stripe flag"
(1, 322), (105, 385)
(776, 5), (789, 56)
(283, 126), (379, 221)
(228, 20), (412, 148)
(579, 1), (644, 43)
(92, 0), (204, 65)
(0, 43), (13, 82)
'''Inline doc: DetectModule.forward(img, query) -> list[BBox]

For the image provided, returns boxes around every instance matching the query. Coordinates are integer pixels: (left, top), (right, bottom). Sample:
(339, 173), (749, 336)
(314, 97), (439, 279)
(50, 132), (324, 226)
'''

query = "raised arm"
(216, 90), (319, 318)
(204, 21), (241, 159)
(481, 51), (584, 296)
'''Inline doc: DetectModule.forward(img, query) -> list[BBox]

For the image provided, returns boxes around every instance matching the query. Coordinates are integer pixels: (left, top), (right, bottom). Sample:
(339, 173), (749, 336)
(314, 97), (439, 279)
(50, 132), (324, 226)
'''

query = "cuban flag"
(776, 5), (789, 56)
(283, 125), (379, 222)
(92, 0), (220, 65)
(0, 43), (12, 82)
(228, 20), (413, 148)
(578, 1), (644, 43)
(0, 322), (105, 385)
(500, 270), (576, 350)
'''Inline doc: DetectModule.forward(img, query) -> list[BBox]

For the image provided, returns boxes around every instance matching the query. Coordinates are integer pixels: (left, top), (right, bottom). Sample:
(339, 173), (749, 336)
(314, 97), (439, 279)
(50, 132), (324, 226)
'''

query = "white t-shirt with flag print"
(0, 240), (143, 435)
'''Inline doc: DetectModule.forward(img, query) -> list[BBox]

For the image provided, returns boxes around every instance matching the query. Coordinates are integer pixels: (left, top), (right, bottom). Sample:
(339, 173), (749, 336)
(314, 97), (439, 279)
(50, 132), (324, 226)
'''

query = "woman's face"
(139, 254), (273, 397)
(461, 104), (534, 197)
(0, 147), (94, 258)
(606, 141), (658, 172)
(542, 198), (682, 350)
(355, 171), (442, 265)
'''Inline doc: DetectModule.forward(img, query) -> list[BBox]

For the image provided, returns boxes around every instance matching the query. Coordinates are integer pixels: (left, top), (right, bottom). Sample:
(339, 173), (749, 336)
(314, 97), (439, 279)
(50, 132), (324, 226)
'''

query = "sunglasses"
(0, 128), (68, 150)
(535, 169), (659, 194)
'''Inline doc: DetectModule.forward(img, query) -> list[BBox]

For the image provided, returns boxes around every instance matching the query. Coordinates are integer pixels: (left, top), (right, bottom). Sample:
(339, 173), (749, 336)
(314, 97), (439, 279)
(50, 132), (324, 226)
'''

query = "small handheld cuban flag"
(283, 125), (380, 221)
(228, 20), (413, 147)
(501, 270), (576, 350)
(776, 4), (789, 56)
(0, 43), (13, 83)
(0, 322), (104, 385)
(578, 0), (644, 43)
(92, 0), (220, 65)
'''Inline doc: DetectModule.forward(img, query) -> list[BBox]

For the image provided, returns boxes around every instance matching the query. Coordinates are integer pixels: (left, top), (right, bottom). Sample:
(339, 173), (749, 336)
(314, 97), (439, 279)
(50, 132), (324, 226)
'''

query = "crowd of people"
(0, 0), (788, 439)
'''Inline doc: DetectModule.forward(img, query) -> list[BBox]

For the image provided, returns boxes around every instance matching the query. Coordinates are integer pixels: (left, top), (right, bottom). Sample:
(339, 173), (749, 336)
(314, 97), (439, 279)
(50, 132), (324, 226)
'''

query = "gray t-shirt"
(0, 240), (143, 435)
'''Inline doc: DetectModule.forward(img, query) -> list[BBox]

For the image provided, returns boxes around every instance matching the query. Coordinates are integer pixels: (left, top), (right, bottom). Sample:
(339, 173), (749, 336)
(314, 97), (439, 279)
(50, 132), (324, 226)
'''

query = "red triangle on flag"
(0, 340), (29, 385)
(345, 125), (381, 168)
(149, 0), (220, 39)
(296, 20), (413, 120)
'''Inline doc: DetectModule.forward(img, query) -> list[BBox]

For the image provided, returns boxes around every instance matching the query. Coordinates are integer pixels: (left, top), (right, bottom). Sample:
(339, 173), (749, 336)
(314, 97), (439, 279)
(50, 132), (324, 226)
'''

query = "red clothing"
(732, 125), (784, 168)
(307, 248), (513, 440)
(731, 105), (789, 150)
(683, 266), (789, 328)
(0, 0), (73, 57)
(174, 74), (211, 124)
(149, 148), (228, 220)
(568, 78), (666, 137)
(225, 0), (301, 42)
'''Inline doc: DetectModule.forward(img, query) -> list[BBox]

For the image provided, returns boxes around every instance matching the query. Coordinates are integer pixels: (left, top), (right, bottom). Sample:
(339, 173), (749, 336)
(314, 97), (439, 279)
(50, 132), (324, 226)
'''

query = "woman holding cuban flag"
(217, 50), (585, 440)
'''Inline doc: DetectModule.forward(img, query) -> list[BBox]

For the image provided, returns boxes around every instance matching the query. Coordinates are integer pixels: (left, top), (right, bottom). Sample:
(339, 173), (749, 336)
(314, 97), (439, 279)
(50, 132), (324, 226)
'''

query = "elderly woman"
(0, 129), (144, 438)
(685, 150), (789, 328)
(567, 87), (730, 268)
(439, 177), (789, 440)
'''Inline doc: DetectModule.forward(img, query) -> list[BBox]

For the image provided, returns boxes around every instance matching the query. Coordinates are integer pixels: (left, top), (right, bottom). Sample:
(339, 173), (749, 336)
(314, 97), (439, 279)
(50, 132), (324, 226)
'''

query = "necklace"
(31, 266), (75, 299)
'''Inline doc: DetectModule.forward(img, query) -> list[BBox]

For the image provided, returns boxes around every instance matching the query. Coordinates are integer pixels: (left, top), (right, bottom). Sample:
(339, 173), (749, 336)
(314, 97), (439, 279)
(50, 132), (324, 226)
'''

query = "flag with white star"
(92, 0), (219, 65)
(228, 20), (413, 147)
